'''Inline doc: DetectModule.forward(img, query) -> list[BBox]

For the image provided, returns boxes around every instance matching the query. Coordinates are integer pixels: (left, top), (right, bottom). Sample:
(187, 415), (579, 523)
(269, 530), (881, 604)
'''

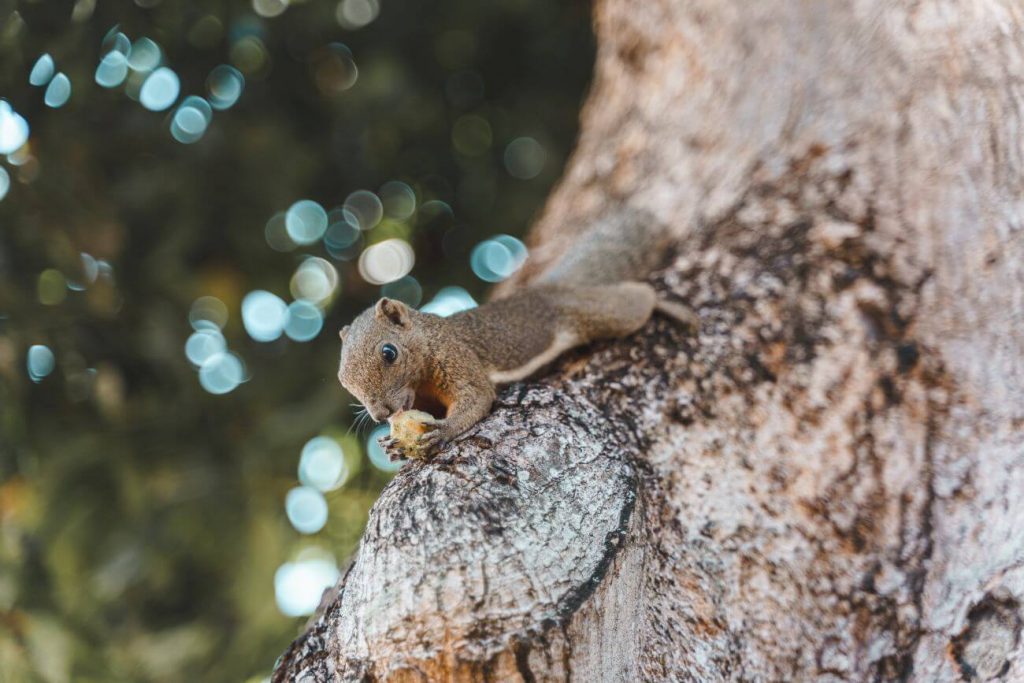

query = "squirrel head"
(337, 298), (423, 422)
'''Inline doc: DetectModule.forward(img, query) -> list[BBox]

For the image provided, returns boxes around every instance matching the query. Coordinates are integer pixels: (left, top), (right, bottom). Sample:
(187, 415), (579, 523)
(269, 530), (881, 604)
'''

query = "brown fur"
(338, 282), (691, 457)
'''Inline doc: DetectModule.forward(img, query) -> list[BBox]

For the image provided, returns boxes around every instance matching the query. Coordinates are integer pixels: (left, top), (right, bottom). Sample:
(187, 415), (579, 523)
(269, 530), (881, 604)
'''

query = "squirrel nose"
(369, 404), (392, 422)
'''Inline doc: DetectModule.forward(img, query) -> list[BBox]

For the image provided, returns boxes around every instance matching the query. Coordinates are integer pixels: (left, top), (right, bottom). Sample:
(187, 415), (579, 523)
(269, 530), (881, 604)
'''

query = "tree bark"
(275, 1), (1024, 680)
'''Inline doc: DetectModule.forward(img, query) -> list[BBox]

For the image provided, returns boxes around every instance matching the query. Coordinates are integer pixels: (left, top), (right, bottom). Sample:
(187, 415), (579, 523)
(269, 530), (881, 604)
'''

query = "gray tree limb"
(275, 1), (1024, 680)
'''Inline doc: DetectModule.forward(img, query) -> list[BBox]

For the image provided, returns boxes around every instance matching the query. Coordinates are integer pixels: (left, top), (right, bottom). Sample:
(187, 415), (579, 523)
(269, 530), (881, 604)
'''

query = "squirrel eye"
(381, 343), (398, 364)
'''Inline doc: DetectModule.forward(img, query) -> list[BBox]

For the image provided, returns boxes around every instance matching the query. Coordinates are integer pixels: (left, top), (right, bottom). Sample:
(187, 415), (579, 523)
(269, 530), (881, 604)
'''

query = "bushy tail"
(534, 206), (676, 287)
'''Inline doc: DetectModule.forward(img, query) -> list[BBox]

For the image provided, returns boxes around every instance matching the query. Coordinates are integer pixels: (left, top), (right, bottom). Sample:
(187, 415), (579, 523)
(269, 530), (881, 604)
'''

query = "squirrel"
(337, 207), (696, 459)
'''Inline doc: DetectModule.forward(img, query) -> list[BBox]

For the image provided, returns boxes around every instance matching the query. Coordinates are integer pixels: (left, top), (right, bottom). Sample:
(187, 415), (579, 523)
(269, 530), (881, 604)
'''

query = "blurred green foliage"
(0, 0), (592, 680)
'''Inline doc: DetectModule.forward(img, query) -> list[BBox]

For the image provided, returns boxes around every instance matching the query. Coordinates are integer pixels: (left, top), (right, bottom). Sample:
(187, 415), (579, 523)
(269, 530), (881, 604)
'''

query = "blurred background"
(0, 0), (593, 680)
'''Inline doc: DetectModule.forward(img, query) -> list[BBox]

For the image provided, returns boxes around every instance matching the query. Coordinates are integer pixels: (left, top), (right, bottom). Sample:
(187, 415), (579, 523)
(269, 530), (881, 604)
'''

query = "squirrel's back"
(448, 283), (657, 382)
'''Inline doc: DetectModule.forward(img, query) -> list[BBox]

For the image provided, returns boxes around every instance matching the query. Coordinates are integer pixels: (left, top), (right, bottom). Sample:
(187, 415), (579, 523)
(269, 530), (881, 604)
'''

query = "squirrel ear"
(339, 325), (351, 342)
(374, 298), (410, 327)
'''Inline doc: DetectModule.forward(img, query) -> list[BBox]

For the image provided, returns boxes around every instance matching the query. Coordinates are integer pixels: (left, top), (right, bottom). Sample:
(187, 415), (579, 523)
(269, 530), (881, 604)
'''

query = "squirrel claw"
(417, 428), (447, 454)
(378, 435), (407, 462)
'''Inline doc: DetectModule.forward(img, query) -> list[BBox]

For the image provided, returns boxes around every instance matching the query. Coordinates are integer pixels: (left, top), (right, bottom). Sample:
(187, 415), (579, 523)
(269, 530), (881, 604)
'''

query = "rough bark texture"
(275, 1), (1024, 680)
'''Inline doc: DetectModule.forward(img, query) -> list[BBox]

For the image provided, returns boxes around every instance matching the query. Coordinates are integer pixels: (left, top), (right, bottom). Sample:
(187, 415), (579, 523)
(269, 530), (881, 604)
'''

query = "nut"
(388, 409), (436, 460)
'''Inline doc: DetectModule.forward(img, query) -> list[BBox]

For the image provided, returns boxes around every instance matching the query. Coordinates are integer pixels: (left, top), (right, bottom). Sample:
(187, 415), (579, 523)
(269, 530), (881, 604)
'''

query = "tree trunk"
(274, 1), (1024, 680)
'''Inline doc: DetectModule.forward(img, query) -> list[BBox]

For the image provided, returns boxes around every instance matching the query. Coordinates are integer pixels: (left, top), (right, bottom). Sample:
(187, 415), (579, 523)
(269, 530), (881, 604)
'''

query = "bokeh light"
(470, 241), (512, 282)
(190, 295), (229, 330)
(343, 190), (383, 231)
(470, 234), (528, 282)
(95, 51), (129, 88)
(170, 96), (213, 144)
(198, 351), (245, 394)
(323, 211), (362, 259)
(27, 345), (55, 383)
(420, 286), (478, 317)
(0, 101), (30, 155)
(102, 28), (131, 57)
(274, 552), (340, 617)
(70, 0), (94, 22)
(298, 436), (348, 491)
(335, 0), (379, 29)
(494, 235), (529, 265)
(139, 67), (180, 111)
(504, 136), (547, 179)
(29, 54), (55, 86)
(38, 269), (67, 305)
(127, 38), (162, 71)
(289, 257), (338, 306)
(241, 290), (288, 342)
(311, 43), (358, 95)
(66, 252), (100, 291)
(44, 73), (72, 108)
(6, 145), (32, 166)
(379, 181), (416, 220)
(284, 300), (324, 342)
(229, 36), (269, 76)
(253, 0), (289, 19)
(367, 424), (402, 472)
(206, 65), (245, 110)
(185, 329), (227, 366)
(0, 166), (9, 202)
(358, 238), (415, 285)
(285, 486), (329, 534)
(264, 211), (296, 252)
(96, 260), (114, 282)
(285, 200), (328, 245)
(81, 252), (100, 282)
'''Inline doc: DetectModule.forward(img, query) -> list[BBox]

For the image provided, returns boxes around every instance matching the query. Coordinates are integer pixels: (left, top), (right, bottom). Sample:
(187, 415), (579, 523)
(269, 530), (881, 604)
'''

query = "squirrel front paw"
(377, 435), (407, 462)
(416, 425), (448, 456)
(380, 413), (449, 461)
